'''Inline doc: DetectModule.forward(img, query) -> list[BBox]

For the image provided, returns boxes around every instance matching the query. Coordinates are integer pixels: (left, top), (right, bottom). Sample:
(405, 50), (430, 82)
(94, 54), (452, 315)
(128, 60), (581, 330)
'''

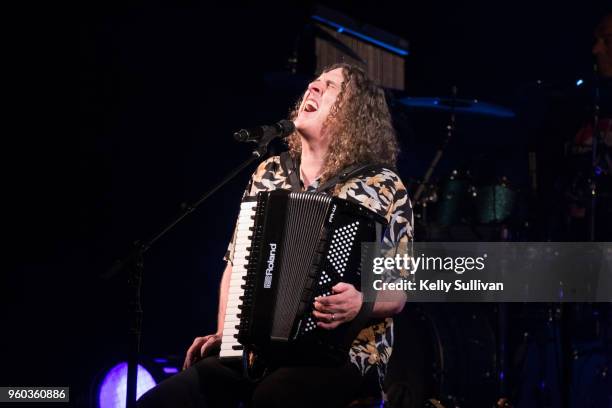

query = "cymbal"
(398, 96), (516, 118)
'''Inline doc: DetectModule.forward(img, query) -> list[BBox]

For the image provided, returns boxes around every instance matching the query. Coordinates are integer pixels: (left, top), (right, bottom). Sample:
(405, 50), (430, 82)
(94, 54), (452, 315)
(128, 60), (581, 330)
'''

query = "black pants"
(137, 356), (367, 408)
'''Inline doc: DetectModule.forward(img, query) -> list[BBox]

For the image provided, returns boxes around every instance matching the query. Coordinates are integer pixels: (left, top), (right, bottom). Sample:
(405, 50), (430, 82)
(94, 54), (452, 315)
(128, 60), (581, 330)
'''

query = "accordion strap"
(280, 152), (383, 193)
(280, 152), (302, 192)
(316, 162), (382, 193)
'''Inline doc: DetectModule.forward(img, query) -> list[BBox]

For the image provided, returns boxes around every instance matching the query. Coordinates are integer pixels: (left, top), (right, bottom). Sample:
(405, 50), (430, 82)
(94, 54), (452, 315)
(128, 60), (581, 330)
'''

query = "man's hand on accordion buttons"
(182, 333), (221, 370)
(313, 282), (363, 330)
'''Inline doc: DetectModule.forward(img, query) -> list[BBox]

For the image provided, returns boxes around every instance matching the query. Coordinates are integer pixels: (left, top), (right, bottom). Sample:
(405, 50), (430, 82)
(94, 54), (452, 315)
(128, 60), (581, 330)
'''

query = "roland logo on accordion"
(264, 243), (277, 289)
(328, 204), (337, 223)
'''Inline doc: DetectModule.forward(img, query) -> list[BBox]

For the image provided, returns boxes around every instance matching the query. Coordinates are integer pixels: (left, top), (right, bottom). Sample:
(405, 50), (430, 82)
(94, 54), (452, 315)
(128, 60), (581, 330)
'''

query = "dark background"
(5, 1), (611, 405)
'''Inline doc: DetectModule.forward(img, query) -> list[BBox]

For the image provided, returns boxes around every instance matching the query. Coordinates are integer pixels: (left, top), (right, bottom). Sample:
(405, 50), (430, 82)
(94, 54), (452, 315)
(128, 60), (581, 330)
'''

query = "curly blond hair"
(286, 63), (399, 183)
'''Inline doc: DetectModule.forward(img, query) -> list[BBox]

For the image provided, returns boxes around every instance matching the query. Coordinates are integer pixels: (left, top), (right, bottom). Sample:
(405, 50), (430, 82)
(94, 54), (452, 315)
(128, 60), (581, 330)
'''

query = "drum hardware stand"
(509, 330), (531, 404)
(102, 136), (276, 408)
(414, 86), (458, 230)
(588, 63), (601, 242)
(557, 66), (605, 408)
(497, 302), (509, 401)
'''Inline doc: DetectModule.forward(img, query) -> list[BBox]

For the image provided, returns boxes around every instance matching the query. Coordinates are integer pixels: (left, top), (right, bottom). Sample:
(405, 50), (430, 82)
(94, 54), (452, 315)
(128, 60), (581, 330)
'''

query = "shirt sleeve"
(380, 171), (414, 283)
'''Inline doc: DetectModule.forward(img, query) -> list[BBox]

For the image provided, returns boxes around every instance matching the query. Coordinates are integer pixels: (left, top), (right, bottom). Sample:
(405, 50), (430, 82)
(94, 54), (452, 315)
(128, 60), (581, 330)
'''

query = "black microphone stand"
(104, 136), (275, 408)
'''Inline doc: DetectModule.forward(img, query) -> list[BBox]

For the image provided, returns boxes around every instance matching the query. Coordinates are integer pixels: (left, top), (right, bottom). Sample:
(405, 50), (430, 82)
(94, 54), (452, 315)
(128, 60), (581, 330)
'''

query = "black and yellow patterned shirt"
(224, 155), (413, 385)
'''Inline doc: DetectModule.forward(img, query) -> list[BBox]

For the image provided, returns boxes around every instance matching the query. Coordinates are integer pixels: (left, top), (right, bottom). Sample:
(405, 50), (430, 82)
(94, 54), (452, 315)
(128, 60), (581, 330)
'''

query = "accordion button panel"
(220, 200), (257, 358)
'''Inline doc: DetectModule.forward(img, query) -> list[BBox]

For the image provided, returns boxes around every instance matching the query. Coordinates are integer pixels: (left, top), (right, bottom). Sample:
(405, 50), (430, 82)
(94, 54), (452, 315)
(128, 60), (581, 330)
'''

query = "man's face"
(593, 16), (612, 78)
(294, 68), (346, 140)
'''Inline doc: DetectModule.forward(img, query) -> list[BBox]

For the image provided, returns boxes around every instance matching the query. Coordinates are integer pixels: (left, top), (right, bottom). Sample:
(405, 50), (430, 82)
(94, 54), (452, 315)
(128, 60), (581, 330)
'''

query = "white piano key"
(225, 307), (240, 316)
(220, 351), (243, 358)
(222, 326), (239, 335)
(233, 249), (251, 259)
(223, 319), (239, 327)
(222, 334), (239, 343)
(219, 349), (243, 358)
(228, 280), (244, 287)
(228, 287), (244, 295)
(226, 299), (242, 308)
(221, 342), (242, 350)
(223, 325), (239, 334)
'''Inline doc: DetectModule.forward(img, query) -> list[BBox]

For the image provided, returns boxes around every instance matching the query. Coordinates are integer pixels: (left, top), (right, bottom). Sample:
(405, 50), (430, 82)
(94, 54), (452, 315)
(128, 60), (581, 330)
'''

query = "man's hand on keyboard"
(183, 333), (222, 369)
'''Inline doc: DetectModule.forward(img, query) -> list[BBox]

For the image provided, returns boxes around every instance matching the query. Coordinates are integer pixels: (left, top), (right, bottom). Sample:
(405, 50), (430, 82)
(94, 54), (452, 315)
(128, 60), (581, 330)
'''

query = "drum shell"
(475, 183), (517, 224)
(386, 304), (498, 407)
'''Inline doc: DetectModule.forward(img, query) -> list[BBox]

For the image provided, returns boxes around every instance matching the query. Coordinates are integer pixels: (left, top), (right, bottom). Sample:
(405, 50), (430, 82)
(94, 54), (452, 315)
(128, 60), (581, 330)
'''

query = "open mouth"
(303, 99), (319, 113)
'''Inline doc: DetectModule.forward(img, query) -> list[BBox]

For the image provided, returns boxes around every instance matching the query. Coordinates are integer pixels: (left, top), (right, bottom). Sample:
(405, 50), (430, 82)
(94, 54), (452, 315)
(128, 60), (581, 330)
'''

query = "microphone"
(234, 120), (295, 143)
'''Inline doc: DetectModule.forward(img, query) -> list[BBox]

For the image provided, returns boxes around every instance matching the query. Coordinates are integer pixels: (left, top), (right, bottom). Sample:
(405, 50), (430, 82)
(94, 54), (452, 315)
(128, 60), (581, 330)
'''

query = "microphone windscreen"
(234, 129), (249, 142)
(277, 120), (295, 137)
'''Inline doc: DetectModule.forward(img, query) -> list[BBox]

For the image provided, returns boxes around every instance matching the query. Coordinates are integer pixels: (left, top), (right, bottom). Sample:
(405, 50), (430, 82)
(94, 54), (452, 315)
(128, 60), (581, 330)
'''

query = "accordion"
(220, 190), (386, 366)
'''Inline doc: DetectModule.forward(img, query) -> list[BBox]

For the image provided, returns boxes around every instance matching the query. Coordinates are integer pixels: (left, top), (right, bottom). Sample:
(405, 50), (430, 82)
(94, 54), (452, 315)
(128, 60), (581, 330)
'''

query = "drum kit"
(383, 90), (612, 407)
(386, 302), (611, 408)
(390, 89), (522, 242)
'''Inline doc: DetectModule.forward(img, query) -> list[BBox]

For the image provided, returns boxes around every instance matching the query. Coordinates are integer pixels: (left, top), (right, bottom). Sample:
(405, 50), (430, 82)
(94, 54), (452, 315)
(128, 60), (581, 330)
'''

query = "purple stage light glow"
(98, 362), (156, 408)
(152, 357), (168, 363)
(162, 367), (179, 374)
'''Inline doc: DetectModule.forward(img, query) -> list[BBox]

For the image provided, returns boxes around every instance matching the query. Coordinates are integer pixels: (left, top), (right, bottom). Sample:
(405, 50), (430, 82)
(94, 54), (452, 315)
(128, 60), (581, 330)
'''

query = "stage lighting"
(93, 356), (181, 408)
(97, 362), (156, 408)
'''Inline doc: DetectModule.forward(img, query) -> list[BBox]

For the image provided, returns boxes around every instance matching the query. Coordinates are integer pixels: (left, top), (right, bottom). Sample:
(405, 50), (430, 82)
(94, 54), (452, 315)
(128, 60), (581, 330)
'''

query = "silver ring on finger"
(331, 313), (335, 322)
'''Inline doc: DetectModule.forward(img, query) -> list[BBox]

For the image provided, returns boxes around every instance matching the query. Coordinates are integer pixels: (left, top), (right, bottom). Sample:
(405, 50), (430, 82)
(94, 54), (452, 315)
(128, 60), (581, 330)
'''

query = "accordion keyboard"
(220, 200), (257, 358)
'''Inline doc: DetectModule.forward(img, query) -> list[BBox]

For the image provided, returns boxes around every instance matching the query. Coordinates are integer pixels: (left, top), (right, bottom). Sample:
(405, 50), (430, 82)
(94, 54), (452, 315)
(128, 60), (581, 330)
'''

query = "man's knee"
(193, 356), (223, 378)
(251, 381), (288, 408)
(136, 366), (201, 408)
(193, 356), (243, 385)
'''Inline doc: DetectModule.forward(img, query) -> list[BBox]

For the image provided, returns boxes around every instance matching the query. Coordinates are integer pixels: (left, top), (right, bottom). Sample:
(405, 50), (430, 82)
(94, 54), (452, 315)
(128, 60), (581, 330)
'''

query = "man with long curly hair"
(138, 63), (413, 407)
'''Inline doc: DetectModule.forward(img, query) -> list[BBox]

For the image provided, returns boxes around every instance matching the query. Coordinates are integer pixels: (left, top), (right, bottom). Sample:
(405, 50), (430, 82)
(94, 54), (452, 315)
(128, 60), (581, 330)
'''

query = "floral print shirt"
(224, 155), (413, 386)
